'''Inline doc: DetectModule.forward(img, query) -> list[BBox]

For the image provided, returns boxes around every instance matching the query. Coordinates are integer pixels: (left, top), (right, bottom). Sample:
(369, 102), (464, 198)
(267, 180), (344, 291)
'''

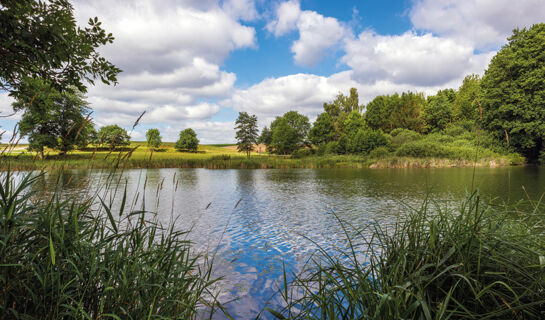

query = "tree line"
(235, 24), (545, 162)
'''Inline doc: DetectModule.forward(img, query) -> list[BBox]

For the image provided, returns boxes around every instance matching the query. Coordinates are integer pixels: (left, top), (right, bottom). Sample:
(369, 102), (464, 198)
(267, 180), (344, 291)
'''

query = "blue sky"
(1, 0), (544, 143)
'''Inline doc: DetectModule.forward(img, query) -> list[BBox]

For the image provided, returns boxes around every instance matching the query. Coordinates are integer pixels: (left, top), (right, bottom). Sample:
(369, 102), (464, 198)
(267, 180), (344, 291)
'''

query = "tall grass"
(0, 170), (219, 319)
(269, 193), (545, 319)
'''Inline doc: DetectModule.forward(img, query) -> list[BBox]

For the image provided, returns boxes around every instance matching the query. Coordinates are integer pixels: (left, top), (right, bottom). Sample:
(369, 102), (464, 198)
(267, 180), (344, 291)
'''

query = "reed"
(0, 170), (220, 319)
(269, 192), (545, 319)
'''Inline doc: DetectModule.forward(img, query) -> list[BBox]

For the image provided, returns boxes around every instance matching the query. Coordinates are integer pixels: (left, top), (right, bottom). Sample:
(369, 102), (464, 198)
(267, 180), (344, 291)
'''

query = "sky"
(1, 0), (545, 143)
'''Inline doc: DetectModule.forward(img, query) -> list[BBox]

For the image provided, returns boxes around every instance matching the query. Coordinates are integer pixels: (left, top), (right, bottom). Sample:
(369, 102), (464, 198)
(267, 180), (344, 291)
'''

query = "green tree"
(422, 89), (455, 132)
(323, 88), (363, 136)
(393, 92), (426, 133)
(365, 95), (395, 132)
(258, 126), (273, 152)
(268, 111), (311, 153)
(453, 74), (481, 121)
(0, 0), (121, 98)
(481, 24), (545, 160)
(175, 128), (199, 152)
(309, 113), (335, 146)
(145, 128), (162, 150)
(12, 78), (91, 158)
(97, 125), (130, 150)
(235, 112), (258, 157)
(271, 119), (299, 155)
(76, 121), (97, 149)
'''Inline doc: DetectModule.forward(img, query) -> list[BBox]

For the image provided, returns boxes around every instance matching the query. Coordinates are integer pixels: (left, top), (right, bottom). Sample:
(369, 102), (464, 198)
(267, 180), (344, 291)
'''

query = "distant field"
(0, 140), (524, 171)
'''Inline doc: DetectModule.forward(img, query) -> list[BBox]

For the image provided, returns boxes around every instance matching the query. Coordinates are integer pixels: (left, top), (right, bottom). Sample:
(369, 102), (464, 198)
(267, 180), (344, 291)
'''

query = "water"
(32, 167), (545, 318)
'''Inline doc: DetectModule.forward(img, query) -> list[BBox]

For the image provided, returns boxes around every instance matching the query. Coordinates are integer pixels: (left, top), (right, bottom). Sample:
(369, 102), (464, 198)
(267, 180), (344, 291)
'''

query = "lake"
(33, 166), (545, 319)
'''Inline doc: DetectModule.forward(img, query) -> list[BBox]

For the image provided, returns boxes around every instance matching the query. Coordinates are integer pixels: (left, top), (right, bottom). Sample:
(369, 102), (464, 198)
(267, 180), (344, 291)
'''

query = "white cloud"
(410, 0), (545, 49)
(222, 0), (259, 21)
(267, 1), (348, 66)
(163, 121), (236, 144)
(342, 31), (493, 86)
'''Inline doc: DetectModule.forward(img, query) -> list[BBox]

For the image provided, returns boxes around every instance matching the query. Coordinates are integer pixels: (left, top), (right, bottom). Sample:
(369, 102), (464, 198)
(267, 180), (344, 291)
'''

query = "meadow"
(0, 138), (525, 172)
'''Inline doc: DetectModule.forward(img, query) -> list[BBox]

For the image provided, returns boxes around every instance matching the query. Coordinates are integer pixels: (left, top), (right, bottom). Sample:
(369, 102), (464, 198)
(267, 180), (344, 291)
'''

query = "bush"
(390, 128), (421, 147)
(316, 143), (327, 156)
(291, 148), (312, 159)
(325, 141), (342, 155)
(395, 140), (445, 157)
(346, 129), (389, 154)
(369, 146), (391, 159)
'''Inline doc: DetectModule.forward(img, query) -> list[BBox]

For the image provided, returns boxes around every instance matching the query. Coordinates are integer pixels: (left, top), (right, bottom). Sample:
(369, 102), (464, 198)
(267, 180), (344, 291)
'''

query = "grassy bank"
(0, 141), (525, 171)
(268, 193), (545, 319)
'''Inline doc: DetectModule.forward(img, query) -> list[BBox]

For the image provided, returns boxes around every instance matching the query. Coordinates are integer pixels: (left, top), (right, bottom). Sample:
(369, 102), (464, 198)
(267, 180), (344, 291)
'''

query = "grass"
(268, 192), (545, 319)
(0, 170), (220, 319)
(0, 141), (524, 171)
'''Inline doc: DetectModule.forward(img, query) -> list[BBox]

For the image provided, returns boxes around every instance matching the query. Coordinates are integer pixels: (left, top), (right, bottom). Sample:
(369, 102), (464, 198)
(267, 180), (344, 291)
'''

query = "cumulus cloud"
(267, 0), (348, 66)
(410, 0), (545, 49)
(342, 31), (493, 86)
(69, 0), (256, 136)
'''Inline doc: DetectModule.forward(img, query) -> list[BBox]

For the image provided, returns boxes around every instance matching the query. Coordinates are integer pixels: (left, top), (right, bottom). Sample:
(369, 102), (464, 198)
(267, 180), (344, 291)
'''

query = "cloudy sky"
(1, 0), (544, 143)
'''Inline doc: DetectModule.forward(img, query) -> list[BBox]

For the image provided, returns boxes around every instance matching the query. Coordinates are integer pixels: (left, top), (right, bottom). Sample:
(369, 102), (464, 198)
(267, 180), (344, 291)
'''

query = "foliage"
(365, 95), (395, 132)
(145, 128), (162, 149)
(175, 128), (199, 152)
(453, 74), (481, 121)
(0, 171), (217, 319)
(270, 193), (545, 319)
(422, 89), (455, 132)
(0, 0), (121, 98)
(258, 126), (273, 152)
(97, 125), (130, 150)
(271, 118), (300, 155)
(390, 128), (422, 147)
(12, 78), (91, 157)
(235, 112), (259, 157)
(365, 92), (425, 133)
(309, 113), (335, 146)
(481, 23), (545, 160)
(267, 111), (310, 154)
(324, 88), (362, 136)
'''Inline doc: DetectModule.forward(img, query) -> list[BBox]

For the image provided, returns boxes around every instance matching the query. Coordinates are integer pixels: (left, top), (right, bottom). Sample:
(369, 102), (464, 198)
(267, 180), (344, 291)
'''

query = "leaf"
(49, 234), (56, 266)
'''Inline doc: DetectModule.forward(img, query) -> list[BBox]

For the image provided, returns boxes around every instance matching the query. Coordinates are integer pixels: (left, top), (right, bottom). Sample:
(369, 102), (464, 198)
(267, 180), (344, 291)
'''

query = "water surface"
(34, 167), (545, 319)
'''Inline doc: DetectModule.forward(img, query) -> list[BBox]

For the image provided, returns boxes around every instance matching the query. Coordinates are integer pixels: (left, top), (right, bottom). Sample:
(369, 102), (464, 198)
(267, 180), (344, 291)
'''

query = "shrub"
(291, 148), (312, 159)
(369, 146), (391, 159)
(395, 140), (445, 157)
(390, 128), (422, 147)
(346, 128), (389, 154)
(325, 141), (342, 155)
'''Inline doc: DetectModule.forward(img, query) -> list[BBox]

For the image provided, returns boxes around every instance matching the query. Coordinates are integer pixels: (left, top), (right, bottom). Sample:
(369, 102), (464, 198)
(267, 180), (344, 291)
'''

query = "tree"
(175, 128), (199, 152)
(235, 112), (258, 157)
(323, 88), (363, 136)
(76, 121), (97, 149)
(12, 78), (91, 158)
(453, 74), (481, 121)
(145, 128), (162, 150)
(422, 89), (455, 132)
(365, 95), (394, 132)
(258, 126), (273, 152)
(268, 111), (311, 154)
(97, 125), (130, 150)
(0, 0), (121, 98)
(309, 113), (335, 146)
(481, 24), (545, 160)
(271, 119), (299, 155)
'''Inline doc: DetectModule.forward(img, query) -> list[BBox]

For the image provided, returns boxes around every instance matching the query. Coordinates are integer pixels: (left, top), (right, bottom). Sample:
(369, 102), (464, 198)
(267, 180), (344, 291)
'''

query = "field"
(0, 141), (525, 171)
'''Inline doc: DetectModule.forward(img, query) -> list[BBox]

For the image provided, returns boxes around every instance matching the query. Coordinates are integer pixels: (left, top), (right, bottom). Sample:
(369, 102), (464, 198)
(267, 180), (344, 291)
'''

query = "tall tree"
(269, 111), (311, 154)
(97, 125), (130, 150)
(422, 89), (456, 132)
(0, 0), (121, 98)
(453, 74), (481, 121)
(323, 88), (363, 136)
(309, 113), (335, 146)
(235, 112), (258, 157)
(12, 78), (91, 158)
(271, 119), (299, 155)
(145, 128), (162, 150)
(481, 24), (545, 160)
(175, 128), (199, 152)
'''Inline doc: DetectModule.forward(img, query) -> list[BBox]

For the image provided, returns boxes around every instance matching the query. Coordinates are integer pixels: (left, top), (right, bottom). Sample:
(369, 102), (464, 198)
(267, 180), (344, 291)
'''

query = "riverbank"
(0, 142), (525, 171)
